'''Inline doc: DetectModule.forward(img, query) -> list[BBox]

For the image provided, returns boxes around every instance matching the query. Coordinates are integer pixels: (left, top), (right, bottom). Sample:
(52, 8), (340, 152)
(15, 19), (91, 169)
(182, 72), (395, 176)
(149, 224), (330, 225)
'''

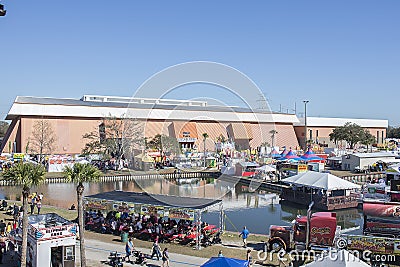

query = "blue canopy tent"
(301, 148), (324, 162)
(201, 257), (249, 267)
(270, 148), (281, 158)
(277, 149), (302, 161)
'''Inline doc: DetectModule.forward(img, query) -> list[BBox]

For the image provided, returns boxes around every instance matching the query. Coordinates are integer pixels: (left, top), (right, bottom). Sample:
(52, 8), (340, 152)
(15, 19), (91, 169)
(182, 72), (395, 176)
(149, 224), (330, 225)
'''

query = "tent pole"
(219, 202), (224, 233)
(196, 210), (202, 250)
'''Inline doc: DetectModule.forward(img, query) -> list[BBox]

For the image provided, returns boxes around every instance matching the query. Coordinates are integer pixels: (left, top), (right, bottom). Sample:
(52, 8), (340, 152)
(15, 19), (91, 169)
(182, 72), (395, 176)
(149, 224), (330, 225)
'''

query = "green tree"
(148, 134), (180, 157)
(0, 121), (9, 139)
(361, 130), (376, 152)
(63, 163), (101, 267)
(329, 122), (365, 149)
(269, 129), (278, 148)
(2, 163), (46, 267)
(387, 126), (400, 139)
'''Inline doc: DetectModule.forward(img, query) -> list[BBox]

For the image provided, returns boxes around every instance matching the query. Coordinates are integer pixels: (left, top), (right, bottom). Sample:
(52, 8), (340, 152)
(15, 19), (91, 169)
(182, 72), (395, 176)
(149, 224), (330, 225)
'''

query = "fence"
(340, 172), (386, 184)
(0, 171), (221, 186)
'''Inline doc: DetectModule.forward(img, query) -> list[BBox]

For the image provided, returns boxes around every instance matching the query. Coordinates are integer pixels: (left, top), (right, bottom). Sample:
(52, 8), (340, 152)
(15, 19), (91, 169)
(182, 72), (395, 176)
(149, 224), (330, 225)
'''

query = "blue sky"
(0, 1), (399, 124)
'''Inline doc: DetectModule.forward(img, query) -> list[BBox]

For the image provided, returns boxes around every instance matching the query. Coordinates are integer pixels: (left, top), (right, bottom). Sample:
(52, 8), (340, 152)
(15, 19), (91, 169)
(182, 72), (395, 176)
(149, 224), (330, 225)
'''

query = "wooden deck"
(280, 188), (359, 210)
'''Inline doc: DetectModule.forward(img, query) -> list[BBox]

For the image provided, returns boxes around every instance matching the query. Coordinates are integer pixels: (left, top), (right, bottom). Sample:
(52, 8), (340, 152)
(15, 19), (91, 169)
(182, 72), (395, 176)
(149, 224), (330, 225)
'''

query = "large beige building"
(1, 95), (389, 155)
(294, 117), (388, 148)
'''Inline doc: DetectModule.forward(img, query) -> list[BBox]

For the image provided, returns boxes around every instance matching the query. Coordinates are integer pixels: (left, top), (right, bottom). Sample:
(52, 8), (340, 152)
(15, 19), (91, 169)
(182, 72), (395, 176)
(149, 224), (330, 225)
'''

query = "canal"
(0, 177), (363, 235)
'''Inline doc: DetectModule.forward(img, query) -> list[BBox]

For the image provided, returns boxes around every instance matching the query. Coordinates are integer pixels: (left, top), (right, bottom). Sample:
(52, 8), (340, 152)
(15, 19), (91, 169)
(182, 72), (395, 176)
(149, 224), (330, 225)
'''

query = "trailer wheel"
(269, 240), (285, 252)
(336, 238), (347, 249)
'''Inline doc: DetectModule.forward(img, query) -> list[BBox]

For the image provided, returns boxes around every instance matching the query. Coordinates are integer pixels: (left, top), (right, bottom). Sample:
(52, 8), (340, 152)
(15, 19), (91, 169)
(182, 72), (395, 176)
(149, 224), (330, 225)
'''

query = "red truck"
(268, 202), (400, 265)
(268, 203), (337, 252)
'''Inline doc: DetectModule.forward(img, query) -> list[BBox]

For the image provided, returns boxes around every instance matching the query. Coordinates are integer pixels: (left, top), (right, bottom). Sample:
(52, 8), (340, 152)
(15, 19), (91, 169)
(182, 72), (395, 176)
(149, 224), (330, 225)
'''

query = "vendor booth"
(84, 191), (223, 249)
(281, 171), (361, 210)
(23, 213), (77, 267)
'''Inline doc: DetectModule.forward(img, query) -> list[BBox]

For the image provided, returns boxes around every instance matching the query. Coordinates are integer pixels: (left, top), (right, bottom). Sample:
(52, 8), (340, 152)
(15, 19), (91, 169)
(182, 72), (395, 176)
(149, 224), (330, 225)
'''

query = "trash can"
(121, 232), (128, 243)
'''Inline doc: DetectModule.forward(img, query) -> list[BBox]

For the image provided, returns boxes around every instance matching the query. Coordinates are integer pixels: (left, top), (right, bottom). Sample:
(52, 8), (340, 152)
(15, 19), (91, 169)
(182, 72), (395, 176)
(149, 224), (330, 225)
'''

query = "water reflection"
(0, 178), (363, 234)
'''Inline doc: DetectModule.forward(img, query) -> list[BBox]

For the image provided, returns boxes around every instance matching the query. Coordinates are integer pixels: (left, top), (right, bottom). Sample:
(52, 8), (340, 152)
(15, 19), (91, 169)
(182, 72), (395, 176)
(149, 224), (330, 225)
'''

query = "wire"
(224, 213), (240, 233)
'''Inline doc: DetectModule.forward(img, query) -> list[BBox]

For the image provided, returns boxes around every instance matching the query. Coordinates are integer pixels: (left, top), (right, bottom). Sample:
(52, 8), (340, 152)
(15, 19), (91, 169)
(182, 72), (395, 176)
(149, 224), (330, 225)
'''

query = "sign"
(13, 153), (24, 160)
(297, 164), (308, 173)
(346, 235), (400, 255)
(177, 137), (197, 143)
(86, 199), (109, 210)
(29, 224), (77, 241)
(168, 208), (195, 221)
(141, 205), (166, 216)
(363, 203), (400, 218)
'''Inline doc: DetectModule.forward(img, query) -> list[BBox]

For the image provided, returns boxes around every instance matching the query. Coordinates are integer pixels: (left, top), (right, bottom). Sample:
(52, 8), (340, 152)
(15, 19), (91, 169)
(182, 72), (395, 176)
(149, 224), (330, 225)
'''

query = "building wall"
(19, 117), (101, 155)
(294, 126), (387, 148)
(341, 155), (395, 171)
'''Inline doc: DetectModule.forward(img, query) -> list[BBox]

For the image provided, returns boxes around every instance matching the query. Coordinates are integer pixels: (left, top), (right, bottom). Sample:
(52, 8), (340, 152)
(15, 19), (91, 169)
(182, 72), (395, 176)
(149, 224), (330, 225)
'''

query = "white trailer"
(24, 213), (77, 267)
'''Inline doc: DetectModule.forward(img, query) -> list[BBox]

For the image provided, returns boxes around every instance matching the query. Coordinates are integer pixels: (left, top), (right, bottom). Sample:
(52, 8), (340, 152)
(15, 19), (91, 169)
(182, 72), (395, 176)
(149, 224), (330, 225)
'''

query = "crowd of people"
(84, 209), (221, 248)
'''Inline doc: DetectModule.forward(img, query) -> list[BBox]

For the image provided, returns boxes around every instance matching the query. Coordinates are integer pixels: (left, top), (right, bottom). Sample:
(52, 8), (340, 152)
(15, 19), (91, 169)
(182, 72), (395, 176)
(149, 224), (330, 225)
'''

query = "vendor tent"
(304, 249), (370, 267)
(85, 191), (223, 250)
(270, 149), (281, 158)
(301, 148), (324, 161)
(255, 165), (276, 172)
(282, 171), (360, 190)
(201, 257), (249, 267)
(280, 148), (288, 157)
(278, 149), (302, 161)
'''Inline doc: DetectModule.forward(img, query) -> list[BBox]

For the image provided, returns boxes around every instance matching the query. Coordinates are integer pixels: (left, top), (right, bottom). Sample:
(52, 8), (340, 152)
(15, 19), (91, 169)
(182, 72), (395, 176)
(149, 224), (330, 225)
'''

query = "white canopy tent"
(255, 165), (276, 172)
(304, 249), (370, 267)
(282, 171), (360, 191)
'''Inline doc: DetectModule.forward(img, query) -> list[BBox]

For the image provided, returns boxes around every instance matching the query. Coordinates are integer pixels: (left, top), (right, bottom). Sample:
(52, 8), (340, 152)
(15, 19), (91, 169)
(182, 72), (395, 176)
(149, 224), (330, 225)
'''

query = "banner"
(363, 203), (400, 218)
(168, 208), (195, 221)
(140, 205), (166, 217)
(85, 199), (109, 210)
(346, 235), (400, 255)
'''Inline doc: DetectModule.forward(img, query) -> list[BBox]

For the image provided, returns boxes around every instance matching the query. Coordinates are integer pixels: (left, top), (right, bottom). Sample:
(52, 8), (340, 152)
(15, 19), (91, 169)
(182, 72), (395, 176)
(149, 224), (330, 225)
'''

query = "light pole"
(303, 100), (309, 151)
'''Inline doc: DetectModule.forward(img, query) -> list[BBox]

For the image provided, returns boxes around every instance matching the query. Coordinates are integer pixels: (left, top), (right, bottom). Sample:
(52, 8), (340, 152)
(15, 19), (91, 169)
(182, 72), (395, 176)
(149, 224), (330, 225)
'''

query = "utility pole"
(303, 100), (309, 151)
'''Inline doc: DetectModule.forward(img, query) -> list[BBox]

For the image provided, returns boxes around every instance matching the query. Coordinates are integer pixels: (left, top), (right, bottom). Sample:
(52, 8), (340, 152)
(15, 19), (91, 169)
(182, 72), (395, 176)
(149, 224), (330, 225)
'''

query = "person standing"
(124, 238), (134, 263)
(151, 238), (162, 260)
(30, 194), (36, 214)
(162, 247), (169, 267)
(239, 226), (250, 248)
(36, 201), (42, 214)
(246, 249), (253, 266)
(218, 250), (224, 257)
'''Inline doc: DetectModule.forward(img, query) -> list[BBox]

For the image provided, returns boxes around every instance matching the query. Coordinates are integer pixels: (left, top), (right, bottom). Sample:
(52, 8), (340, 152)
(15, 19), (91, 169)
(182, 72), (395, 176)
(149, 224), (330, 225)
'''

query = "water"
(0, 178), (363, 235)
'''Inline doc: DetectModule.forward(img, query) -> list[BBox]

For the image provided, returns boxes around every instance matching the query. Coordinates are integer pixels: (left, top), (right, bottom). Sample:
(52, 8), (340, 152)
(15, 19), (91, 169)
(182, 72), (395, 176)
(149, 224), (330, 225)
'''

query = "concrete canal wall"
(0, 171), (220, 186)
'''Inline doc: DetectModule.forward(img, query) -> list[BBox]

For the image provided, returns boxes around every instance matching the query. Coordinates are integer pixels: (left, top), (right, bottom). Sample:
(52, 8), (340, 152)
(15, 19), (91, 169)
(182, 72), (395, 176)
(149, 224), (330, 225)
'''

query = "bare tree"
(82, 114), (144, 168)
(28, 119), (57, 163)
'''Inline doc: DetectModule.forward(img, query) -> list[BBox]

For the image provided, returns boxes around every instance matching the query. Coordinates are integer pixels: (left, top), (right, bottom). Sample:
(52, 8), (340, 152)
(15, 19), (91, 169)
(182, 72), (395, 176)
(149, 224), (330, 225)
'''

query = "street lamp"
(0, 4), (6, 16)
(303, 100), (309, 151)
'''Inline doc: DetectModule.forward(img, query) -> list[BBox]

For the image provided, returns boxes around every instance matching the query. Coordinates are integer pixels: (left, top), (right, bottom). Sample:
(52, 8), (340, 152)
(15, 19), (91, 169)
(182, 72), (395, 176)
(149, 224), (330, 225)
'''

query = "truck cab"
(268, 212), (337, 252)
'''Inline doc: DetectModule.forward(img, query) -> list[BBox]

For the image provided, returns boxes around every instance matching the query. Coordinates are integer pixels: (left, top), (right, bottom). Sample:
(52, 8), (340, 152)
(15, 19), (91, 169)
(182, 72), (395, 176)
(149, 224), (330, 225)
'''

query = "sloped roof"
(85, 190), (221, 210)
(282, 171), (360, 190)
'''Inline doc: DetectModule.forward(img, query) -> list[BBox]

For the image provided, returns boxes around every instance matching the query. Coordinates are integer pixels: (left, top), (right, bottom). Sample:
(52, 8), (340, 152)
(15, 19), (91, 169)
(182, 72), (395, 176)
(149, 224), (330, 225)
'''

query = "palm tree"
(2, 162), (46, 267)
(202, 133), (209, 167)
(63, 163), (101, 267)
(269, 129), (278, 148)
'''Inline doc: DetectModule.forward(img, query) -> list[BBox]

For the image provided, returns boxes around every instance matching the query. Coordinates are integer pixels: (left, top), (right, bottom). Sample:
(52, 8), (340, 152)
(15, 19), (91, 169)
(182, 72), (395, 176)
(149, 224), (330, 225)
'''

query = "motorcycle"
(108, 251), (124, 267)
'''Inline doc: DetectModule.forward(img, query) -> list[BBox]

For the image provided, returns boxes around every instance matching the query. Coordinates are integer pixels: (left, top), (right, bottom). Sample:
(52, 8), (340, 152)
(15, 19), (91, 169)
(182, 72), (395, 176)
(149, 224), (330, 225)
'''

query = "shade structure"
(278, 149), (302, 161)
(255, 165), (276, 172)
(304, 249), (370, 267)
(282, 171), (361, 191)
(280, 148), (288, 157)
(301, 148), (324, 161)
(201, 257), (249, 267)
